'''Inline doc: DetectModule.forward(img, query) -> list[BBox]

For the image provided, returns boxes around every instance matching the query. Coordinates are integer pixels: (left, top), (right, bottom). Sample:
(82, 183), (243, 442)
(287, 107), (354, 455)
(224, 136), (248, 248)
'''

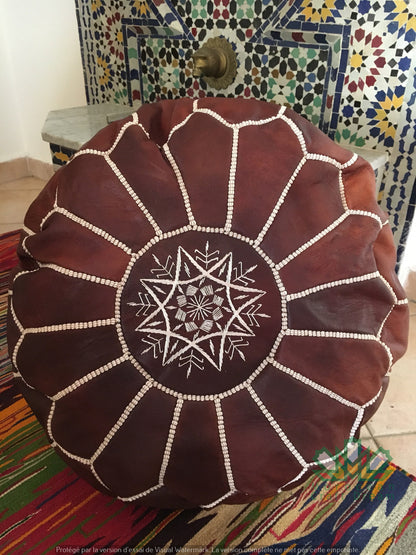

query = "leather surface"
(7, 97), (409, 508)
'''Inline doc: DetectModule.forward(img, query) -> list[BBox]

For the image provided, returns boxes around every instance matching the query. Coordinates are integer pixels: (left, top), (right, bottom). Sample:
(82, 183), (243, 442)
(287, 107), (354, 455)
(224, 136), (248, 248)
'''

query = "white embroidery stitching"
(215, 398), (236, 494)
(224, 127), (239, 232)
(11, 103), (403, 505)
(162, 143), (196, 227)
(132, 242), (270, 377)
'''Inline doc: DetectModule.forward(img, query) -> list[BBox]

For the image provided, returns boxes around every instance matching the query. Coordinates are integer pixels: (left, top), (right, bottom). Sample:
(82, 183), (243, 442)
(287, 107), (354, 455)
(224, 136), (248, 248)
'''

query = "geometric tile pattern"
(74, 0), (416, 262)
(49, 144), (77, 168)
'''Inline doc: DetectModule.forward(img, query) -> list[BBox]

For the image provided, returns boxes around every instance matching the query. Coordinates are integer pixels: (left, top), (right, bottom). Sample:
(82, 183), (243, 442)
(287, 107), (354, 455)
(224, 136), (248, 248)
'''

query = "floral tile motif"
(73, 0), (416, 259)
(298, 0), (346, 23)
(338, 85), (406, 151)
(344, 29), (386, 94)
(366, 86), (405, 148)
(131, 0), (151, 17)
(76, 0), (129, 103)
(139, 38), (196, 101)
(175, 0), (277, 42)
(384, 0), (416, 41)
(262, 45), (327, 128)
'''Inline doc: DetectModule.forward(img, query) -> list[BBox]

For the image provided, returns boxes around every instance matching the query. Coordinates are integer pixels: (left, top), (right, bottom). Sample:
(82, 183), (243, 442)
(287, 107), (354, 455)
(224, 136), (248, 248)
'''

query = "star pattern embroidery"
(129, 243), (270, 377)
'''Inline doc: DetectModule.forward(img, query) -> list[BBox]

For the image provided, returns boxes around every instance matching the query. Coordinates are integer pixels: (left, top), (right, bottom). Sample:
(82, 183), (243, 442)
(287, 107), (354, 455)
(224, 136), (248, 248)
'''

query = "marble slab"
(347, 146), (388, 189)
(42, 103), (141, 151)
(42, 102), (387, 190)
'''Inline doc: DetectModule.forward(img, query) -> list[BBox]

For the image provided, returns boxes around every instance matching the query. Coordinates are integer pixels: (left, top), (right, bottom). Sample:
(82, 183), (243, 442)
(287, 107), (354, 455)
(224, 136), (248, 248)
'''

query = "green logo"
(311, 439), (393, 495)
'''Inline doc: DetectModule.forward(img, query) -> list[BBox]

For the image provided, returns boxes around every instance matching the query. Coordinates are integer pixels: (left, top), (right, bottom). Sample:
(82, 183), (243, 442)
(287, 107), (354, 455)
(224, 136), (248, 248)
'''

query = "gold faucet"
(192, 46), (227, 79)
(191, 37), (237, 90)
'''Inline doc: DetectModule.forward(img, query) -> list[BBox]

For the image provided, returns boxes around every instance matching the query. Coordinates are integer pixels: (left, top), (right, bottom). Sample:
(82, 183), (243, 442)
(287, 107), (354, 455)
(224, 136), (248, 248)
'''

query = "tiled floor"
(1, 176), (415, 476)
(0, 176), (46, 234)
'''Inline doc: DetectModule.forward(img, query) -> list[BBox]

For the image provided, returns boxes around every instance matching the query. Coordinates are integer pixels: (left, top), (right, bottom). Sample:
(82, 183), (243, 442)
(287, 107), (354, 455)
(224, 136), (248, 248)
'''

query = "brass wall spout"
(192, 47), (227, 79)
(191, 37), (237, 90)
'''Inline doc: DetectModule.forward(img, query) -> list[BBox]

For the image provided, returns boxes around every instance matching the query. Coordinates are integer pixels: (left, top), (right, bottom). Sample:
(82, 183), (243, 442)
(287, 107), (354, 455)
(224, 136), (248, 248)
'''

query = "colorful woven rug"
(1, 229), (416, 554)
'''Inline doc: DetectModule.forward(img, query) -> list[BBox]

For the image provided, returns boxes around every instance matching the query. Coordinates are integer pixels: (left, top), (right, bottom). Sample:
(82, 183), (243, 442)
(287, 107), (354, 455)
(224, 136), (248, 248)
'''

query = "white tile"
(0, 189), (42, 226)
(360, 425), (372, 439)
(405, 313), (416, 357)
(375, 434), (416, 477)
(0, 223), (22, 234)
(360, 437), (378, 451)
(368, 315), (416, 436)
(0, 158), (28, 183)
(0, 176), (46, 191)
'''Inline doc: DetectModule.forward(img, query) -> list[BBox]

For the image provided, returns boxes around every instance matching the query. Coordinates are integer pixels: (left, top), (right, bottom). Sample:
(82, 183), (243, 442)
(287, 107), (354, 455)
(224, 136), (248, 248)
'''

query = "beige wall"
(399, 219), (416, 301)
(0, 0), (86, 163)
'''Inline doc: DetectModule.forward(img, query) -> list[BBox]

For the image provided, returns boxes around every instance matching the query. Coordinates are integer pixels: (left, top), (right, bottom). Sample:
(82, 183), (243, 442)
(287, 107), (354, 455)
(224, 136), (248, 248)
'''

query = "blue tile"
(409, 182), (416, 205)
(405, 202), (415, 222)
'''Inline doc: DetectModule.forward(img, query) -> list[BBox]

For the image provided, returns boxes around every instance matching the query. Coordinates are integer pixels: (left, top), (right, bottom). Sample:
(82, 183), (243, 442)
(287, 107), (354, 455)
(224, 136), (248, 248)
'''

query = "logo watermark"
(310, 438), (394, 499)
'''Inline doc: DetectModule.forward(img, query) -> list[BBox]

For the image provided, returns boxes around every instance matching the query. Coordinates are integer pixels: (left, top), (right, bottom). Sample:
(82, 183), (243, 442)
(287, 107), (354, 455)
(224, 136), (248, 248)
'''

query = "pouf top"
(8, 97), (409, 508)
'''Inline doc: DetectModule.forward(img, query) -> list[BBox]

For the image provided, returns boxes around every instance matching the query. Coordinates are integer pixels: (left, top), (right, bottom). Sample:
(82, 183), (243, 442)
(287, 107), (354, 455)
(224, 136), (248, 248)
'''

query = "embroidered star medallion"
(121, 231), (282, 394)
(130, 242), (269, 376)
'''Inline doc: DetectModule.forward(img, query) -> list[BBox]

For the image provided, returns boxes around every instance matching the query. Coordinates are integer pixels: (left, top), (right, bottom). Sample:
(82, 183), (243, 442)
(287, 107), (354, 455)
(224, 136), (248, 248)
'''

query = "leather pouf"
(7, 98), (409, 508)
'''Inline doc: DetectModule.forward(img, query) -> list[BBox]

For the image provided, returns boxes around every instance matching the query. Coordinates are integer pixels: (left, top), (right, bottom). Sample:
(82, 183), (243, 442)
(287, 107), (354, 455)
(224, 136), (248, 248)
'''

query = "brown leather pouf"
(7, 98), (409, 508)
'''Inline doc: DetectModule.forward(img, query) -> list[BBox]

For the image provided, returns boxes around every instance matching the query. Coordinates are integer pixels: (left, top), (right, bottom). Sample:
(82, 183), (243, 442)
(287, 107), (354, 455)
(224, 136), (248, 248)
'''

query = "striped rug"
(1, 229), (416, 554)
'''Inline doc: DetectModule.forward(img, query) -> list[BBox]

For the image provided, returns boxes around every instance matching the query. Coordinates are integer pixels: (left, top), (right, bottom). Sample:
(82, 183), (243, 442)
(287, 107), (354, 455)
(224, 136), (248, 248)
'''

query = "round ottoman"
(7, 97), (409, 508)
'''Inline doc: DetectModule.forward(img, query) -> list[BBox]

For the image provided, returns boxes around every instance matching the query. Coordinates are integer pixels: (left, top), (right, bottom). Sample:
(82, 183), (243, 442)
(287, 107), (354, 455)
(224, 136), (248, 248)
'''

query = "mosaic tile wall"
(74, 0), (416, 262)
